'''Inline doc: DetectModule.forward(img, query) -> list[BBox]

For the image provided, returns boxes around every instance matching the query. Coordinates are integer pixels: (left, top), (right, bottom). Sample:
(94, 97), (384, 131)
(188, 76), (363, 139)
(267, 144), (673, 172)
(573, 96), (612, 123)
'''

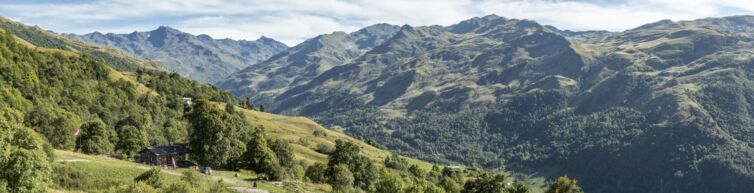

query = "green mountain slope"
(0, 17), (165, 72)
(217, 24), (400, 105)
(68, 27), (288, 83)
(221, 15), (754, 193)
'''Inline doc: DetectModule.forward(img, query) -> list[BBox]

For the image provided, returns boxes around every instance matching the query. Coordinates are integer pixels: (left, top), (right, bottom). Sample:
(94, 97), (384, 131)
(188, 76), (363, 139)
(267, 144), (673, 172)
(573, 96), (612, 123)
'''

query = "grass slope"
(50, 150), (298, 193)
(232, 104), (434, 170)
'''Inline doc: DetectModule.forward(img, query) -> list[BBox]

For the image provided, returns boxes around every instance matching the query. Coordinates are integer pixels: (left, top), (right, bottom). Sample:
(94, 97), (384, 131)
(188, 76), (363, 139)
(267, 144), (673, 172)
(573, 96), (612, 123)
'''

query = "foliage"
(244, 127), (285, 180)
(315, 142), (335, 154)
(180, 170), (200, 186)
(0, 121), (52, 193)
(78, 120), (115, 155)
(407, 179), (446, 193)
(0, 28), (233, 158)
(208, 180), (234, 193)
(292, 163), (306, 181)
(162, 181), (200, 193)
(385, 152), (410, 171)
(269, 139), (295, 168)
(305, 162), (329, 183)
(51, 163), (91, 190)
(134, 168), (163, 189)
(185, 99), (249, 168)
(106, 182), (158, 193)
(375, 169), (404, 193)
(327, 140), (378, 191)
(440, 177), (462, 193)
(545, 176), (583, 193)
(24, 104), (81, 150)
(116, 125), (148, 157)
(329, 164), (354, 193)
(461, 174), (507, 193)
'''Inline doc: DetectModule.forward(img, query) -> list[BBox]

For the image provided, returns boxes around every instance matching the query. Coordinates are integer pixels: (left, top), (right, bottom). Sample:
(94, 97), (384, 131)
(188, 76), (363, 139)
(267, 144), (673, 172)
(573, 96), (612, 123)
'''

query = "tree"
(225, 103), (236, 113)
(408, 179), (446, 193)
(385, 152), (409, 171)
(269, 139), (295, 168)
(0, 121), (52, 193)
(507, 182), (530, 193)
(350, 156), (378, 191)
(185, 99), (247, 168)
(116, 125), (148, 157)
(245, 97), (254, 110)
(244, 127), (284, 180)
(134, 168), (163, 189)
(306, 162), (328, 183)
(327, 140), (377, 191)
(78, 120), (114, 155)
(462, 174), (506, 193)
(376, 169), (404, 193)
(259, 105), (265, 112)
(409, 165), (427, 178)
(329, 164), (354, 193)
(24, 105), (81, 150)
(440, 177), (462, 193)
(545, 176), (583, 193)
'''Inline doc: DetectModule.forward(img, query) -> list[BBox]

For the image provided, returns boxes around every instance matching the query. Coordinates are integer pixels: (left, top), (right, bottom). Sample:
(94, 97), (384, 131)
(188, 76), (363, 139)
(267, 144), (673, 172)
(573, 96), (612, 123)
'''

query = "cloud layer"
(1, 0), (753, 45)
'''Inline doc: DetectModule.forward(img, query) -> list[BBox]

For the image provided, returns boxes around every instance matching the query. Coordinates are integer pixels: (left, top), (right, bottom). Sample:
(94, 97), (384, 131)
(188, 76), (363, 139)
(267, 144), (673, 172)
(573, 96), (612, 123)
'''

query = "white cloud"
(0, 0), (752, 45)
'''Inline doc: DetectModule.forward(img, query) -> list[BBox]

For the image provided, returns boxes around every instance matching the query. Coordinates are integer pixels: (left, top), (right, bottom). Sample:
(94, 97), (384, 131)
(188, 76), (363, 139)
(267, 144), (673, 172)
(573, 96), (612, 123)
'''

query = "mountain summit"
(68, 27), (288, 83)
(217, 23), (401, 104)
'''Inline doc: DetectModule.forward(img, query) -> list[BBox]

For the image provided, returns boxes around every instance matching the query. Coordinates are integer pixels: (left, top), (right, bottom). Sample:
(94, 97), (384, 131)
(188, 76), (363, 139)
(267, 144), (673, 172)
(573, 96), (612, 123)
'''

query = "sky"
(1, 0), (753, 46)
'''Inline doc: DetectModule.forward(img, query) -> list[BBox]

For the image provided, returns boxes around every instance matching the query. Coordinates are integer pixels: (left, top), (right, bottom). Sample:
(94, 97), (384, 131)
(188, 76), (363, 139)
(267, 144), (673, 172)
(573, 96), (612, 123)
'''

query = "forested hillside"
(219, 15), (754, 193)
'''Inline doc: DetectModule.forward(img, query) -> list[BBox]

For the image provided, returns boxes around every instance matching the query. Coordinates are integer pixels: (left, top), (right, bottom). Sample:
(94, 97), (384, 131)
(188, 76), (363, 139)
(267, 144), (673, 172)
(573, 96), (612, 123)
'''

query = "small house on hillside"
(139, 145), (191, 169)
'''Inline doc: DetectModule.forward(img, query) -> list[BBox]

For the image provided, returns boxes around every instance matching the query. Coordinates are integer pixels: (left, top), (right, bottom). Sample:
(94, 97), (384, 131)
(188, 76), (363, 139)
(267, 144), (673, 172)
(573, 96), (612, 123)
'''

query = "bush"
(305, 163), (328, 183)
(315, 143), (335, 155)
(134, 168), (163, 189)
(162, 181), (201, 193)
(313, 130), (327, 137)
(51, 163), (90, 190)
(180, 170), (200, 186)
(106, 182), (158, 193)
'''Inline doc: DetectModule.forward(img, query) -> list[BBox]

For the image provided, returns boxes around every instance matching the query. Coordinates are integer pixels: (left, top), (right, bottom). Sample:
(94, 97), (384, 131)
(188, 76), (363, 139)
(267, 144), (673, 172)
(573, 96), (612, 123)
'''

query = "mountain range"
(68, 27), (288, 83)
(216, 15), (754, 193)
(61, 14), (754, 193)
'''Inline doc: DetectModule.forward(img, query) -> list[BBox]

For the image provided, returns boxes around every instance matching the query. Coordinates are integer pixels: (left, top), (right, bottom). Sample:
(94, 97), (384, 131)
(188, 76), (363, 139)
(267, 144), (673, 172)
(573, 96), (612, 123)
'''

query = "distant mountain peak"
(447, 14), (509, 34)
(70, 26), (288, 83)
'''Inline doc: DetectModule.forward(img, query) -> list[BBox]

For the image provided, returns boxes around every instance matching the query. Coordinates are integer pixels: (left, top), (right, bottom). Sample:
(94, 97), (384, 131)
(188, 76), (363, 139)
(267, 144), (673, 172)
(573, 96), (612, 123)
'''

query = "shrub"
(134, 168), (163, 189)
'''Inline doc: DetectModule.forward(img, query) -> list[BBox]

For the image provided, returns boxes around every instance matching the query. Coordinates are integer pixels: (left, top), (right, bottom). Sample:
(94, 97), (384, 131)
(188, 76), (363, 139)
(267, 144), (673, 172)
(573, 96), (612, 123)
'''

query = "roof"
(141, 145), (188, 156)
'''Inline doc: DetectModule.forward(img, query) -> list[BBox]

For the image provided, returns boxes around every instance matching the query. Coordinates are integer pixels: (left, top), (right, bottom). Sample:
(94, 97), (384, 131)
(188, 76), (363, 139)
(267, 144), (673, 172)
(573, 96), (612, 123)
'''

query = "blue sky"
(1, 0), (753, 45)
